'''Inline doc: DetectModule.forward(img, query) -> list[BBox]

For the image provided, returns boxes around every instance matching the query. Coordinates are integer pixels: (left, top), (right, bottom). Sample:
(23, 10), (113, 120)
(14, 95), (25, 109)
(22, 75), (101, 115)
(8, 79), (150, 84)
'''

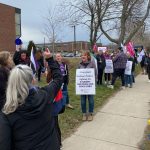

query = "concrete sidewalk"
(62, 75), (150, 150)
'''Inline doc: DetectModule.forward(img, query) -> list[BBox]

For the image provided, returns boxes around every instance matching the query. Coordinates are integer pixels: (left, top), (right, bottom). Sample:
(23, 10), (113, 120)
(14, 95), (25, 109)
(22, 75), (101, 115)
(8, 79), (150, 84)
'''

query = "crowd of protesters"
(0, 38), (150, 150)
(0, 39), (70, 150)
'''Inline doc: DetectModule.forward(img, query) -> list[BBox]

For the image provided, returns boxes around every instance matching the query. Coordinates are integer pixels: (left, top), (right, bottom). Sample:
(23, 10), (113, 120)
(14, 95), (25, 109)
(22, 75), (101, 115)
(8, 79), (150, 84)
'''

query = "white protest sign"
(76, 69), (95, 95)
(137, 56), (142, 63)
(137, 50), (145, 63)
(98, 47), (107, 52)
(105, 59), (114, 73)
(125, 61), (133, 75)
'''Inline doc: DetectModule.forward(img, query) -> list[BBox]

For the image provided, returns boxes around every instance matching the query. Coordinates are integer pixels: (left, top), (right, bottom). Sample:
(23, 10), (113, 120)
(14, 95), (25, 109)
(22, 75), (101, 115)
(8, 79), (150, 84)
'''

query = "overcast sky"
(0, 0), (109, 47)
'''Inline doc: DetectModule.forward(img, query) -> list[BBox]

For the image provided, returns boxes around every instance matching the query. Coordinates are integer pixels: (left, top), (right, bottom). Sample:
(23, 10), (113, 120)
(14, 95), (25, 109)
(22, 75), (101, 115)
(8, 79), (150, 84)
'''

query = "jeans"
(81, 95), (94, 113)
(124, 74), (133, 86)
(62, 83), (69, 105)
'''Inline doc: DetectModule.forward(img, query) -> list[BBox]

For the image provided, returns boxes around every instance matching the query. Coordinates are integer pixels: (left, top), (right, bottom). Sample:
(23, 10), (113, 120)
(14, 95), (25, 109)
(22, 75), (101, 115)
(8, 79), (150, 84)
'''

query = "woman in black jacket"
(13, 49), (36, 74)
(0, 50), (62, 150)
(55, 53), (73, 109)
(96, 50), (106, 85)
(0, 51), (13, 110)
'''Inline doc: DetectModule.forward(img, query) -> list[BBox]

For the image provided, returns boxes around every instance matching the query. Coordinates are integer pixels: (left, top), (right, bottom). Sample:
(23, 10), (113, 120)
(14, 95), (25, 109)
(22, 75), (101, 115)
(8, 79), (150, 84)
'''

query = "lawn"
(139, 125), (150, 150)
(38, 57), (141, 140)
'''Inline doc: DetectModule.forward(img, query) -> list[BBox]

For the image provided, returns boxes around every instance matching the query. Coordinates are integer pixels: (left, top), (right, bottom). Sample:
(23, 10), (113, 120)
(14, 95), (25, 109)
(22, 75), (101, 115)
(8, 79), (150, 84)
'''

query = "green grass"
(138, 125), (150, 150)
(134, 65), (150, 150)
(38, 58), (141, 140)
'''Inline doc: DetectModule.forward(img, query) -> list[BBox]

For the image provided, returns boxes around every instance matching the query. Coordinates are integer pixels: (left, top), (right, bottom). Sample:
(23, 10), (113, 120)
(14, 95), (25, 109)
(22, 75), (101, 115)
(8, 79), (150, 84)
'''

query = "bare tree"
(97, 0), (150, 45)
(63, 0), (150, 48)
(61, 0), (102, 49)
(143, 32), (150, 46)
(43, 5), (64, 54)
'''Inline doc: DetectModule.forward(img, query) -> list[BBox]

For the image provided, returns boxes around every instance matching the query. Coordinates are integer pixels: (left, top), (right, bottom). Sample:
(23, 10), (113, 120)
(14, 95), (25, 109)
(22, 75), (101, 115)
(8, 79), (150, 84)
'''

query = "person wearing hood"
(13, 48), (36, 74)
(0, 50), (62, 150)
(0, 51), (14, 110)
(144, 47), (150, 82)
(78, 51), (97, 121)
(108, 47), (127, 89)
(124, 52), (134, 88)
(96, 50), (106, 85)
(103, 49), (112, 85)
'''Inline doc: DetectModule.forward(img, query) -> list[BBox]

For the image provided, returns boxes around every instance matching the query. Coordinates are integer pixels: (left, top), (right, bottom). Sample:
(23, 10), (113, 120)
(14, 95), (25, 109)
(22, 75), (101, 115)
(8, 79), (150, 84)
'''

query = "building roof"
(0, 2), (20, 10)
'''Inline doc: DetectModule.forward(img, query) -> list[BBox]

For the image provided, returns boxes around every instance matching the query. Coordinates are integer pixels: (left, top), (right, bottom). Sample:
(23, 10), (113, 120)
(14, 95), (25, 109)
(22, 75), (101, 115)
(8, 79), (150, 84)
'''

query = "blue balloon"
(15, 38), (22, 45)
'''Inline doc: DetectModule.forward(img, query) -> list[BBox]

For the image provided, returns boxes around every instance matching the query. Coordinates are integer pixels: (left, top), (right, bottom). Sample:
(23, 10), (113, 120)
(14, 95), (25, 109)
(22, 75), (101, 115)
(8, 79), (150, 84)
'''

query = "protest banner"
(76, 69), (95, 95)
(126, 42), (135, 57)
(98, 47), (107, 52)
(125, 61), (133, 75)
(105, 59), (113, 73)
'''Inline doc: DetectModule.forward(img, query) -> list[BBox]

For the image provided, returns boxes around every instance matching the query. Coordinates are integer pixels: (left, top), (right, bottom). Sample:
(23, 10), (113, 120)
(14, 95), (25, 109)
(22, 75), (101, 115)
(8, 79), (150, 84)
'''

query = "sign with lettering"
(98, 47), (107, 52)
(125, 61), (133, 75)
(76, 69), (95, 95)
(105, 59), (114, 73)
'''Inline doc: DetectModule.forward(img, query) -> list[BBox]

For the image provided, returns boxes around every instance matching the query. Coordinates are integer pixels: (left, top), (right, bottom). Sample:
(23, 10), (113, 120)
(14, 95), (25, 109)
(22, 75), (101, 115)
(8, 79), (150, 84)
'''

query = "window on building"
(15, 8), (21, 37)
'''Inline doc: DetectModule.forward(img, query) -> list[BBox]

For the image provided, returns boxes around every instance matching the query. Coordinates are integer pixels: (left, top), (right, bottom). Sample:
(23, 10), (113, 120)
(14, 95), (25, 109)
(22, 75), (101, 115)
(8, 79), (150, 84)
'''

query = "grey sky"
(0, 0), (109, 47)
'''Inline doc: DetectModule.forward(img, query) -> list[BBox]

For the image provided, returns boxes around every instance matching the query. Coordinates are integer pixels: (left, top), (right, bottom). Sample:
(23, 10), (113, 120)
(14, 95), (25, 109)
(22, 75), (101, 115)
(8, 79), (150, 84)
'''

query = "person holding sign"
(96, 50), (106, 85)
(137, 46), (146, 74)
(13, 39), (36, 74)
(77, 51), (97, 121)
(144, 48), (150, 82)
(124, 52), (134, 88)
(104, 50), (113, 85)
(108, 47), (127, 89)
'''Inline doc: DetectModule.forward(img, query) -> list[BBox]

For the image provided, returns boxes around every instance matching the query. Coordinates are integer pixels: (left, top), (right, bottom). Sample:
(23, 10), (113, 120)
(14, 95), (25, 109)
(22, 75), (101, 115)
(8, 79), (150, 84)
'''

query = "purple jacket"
(104, 54), (111, 60)
(113, 52), (127, 69)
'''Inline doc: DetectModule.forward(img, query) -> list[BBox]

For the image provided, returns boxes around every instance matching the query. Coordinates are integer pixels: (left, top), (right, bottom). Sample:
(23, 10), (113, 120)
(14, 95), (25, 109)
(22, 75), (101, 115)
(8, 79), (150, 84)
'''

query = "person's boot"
(66, 104), (74, 109)
(87, 113), (93, 121)
(82, 114), (87, 121)
(107, 85), (114, 89)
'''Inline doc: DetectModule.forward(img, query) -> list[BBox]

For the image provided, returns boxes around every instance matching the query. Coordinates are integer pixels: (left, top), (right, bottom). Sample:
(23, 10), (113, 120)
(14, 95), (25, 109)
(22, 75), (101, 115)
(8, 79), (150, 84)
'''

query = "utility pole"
(73, 25), (76, 56)
(44, 37), (45, 51)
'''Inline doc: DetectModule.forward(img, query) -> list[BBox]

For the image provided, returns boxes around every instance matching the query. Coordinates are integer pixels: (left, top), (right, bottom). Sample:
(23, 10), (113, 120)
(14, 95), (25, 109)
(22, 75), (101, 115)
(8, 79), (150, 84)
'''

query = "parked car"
(65, 53), (74, 57)
(75, 53), (81, 57)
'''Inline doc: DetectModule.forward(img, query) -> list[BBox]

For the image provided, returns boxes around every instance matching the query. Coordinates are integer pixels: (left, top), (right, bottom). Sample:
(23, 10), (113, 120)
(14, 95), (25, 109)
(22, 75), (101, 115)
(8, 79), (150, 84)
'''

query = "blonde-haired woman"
(0, 50), (62, 150)
(0, 51), (13, 110)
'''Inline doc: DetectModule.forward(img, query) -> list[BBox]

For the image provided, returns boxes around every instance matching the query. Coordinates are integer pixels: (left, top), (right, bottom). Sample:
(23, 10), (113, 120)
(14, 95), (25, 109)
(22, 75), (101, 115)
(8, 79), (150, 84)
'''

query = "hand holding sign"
(15, 38), (22, 51)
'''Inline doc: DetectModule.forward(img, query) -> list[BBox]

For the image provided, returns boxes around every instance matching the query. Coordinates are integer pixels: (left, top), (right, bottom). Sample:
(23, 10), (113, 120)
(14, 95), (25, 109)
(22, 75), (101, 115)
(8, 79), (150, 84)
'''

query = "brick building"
(0, 3), (21, 52)
(36, 41), (102, 53)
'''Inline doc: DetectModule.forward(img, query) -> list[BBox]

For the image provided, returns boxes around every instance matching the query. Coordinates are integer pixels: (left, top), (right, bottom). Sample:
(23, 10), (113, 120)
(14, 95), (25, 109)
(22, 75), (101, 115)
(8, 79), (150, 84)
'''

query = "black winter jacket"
(62, 62), (69, 85)
(0, 57), (62, 150)
(13, 51), (36, 74)
(0, 67), (9, 110)
(96, 54), (106, 70)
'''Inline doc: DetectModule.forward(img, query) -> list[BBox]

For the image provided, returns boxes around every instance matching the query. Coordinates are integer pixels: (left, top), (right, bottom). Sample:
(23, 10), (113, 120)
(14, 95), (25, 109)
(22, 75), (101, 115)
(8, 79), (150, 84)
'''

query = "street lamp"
(44, 37), (45, 51)
(72, 25), (77, 56)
